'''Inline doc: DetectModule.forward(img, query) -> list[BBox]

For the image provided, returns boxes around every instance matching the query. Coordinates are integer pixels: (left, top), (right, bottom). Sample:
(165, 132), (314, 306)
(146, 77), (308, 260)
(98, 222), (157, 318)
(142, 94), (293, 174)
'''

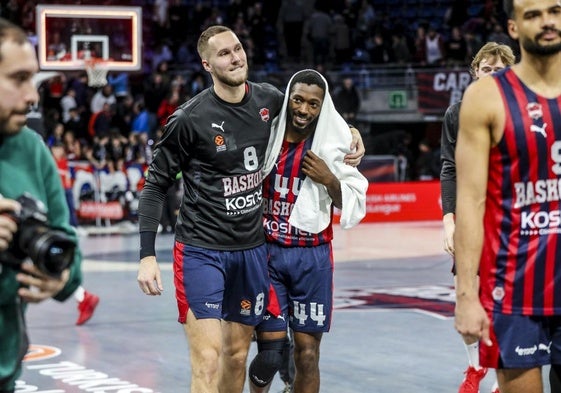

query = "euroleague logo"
(23, 344), (61, 362)
(240, 298), (252, 316)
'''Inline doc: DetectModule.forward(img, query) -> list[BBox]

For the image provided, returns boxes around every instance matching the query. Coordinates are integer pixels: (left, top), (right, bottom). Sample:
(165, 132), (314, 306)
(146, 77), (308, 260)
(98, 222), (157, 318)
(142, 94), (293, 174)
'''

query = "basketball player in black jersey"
(136, 26), (365, 393)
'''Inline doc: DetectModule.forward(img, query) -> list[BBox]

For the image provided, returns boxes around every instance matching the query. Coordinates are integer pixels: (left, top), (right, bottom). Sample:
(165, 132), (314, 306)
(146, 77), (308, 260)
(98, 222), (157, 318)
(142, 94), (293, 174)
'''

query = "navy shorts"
(481, 312), (561, 369)
(257, 242), (334, 334)
(173, 242), (269, 325)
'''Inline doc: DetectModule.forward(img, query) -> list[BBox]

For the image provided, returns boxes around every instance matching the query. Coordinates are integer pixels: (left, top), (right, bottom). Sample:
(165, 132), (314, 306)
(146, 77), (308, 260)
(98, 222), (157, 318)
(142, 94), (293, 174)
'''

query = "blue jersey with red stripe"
(480, 68), (561, 316)
(263, 138), (333, 246)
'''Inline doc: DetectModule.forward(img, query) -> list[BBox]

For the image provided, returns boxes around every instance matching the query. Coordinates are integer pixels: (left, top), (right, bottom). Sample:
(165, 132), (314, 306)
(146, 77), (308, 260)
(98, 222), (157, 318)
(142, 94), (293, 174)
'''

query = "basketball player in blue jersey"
(247, 70), (368, 393)
(136, 26), (365, 393)
(440, 41), (515, 393)
(454, 1), (561, 392)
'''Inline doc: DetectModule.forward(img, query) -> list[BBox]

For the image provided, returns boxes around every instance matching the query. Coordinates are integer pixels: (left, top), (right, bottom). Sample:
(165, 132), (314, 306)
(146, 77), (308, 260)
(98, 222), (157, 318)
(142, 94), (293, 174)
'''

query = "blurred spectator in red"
(88, 102), (113, 140)
(51, 142), (79, 227)
(157, 91), (180, 128)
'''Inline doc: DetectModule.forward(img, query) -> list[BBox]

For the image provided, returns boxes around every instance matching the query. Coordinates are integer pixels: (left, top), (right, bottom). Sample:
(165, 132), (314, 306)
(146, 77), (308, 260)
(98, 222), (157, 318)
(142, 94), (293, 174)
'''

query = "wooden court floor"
(19, 221), (551, 392)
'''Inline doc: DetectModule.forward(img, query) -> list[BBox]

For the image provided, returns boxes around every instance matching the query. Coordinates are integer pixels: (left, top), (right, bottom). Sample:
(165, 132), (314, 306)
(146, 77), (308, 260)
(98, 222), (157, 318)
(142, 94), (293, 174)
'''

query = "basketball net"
(84, 58), (108, 88)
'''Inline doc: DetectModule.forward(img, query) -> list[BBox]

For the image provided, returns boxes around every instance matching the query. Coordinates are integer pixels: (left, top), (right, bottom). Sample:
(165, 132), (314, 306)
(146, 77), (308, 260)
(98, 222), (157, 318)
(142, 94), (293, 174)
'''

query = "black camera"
(0, 193), (75, 278)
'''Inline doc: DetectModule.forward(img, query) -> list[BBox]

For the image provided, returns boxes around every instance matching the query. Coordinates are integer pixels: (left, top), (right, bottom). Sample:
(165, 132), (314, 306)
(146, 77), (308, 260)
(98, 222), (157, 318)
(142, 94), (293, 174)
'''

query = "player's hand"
(443, 213), (455, 256)
(0, 198), (20, 251)
(16, 262), (69, 303)
(454, 295), (492, 347)
(345, 127), (365, 167)
(302, 151), (336, 186)
(138, 256), (163, 295)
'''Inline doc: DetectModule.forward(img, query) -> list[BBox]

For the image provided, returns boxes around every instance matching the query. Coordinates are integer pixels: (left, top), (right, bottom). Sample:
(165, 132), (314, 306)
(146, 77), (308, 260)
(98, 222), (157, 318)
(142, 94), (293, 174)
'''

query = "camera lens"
(21, 227), (75, 277)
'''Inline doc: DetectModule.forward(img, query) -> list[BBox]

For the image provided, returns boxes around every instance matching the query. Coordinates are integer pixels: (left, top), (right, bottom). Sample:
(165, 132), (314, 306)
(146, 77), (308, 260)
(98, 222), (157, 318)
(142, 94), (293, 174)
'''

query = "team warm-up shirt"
(263, 137), (333, 246)
(440, 101), (461, 216)
(480, 68), (561, 316)
(140, 82), (284, 251)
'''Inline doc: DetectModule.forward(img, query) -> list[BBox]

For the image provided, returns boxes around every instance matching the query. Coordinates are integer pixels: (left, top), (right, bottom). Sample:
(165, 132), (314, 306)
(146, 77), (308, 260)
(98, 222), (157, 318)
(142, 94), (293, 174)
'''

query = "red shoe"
(458, 366), (487, 393)
(76, 291), (99, 325)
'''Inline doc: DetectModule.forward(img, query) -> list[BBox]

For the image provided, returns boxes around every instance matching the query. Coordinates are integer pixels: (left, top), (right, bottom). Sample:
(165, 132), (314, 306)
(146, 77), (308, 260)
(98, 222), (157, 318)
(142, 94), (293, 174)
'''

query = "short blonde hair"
(470, 42), (516, 77)
(197, 25), (233, 59)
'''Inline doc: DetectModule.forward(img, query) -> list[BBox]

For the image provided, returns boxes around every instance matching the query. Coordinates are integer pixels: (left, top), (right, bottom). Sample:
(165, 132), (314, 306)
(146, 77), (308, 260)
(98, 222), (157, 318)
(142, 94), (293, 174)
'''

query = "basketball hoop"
(84, 58), (109, 88)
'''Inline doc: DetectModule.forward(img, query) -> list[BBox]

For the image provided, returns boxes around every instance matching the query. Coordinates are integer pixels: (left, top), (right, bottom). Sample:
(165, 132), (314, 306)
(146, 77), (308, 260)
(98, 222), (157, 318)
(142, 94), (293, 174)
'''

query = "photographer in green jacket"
(0, 18), (82, 392)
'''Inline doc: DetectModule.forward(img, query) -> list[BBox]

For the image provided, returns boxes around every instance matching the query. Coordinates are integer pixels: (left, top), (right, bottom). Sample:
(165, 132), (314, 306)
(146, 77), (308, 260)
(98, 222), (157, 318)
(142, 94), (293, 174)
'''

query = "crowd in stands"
(0, 0), (515, 225)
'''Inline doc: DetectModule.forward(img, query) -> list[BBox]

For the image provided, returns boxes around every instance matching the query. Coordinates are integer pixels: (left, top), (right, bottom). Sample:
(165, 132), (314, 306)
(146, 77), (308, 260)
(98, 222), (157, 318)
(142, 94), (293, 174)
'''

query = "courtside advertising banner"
(334, 181), (441, 223)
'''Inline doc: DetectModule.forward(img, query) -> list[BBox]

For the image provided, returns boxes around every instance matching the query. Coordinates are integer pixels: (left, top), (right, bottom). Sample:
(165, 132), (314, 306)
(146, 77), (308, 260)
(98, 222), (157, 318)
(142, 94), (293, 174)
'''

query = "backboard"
(36, 5), (142, 71)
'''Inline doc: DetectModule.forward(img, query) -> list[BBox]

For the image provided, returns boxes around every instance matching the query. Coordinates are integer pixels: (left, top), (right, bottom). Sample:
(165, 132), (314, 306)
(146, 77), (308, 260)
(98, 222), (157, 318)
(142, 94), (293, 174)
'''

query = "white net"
(85, 59), (108, 88)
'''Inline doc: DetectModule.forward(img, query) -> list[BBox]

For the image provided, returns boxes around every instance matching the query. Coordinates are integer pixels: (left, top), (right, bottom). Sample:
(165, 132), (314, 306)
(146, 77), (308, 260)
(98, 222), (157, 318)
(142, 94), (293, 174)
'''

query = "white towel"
(263, 69), (368, 233)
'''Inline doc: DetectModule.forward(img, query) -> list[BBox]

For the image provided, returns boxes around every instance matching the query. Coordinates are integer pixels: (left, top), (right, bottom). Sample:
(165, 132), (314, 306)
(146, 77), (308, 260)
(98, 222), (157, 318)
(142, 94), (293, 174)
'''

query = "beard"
(287, 110), (319, 135)
(521, 30), (561, 56)
(0, 112), (27, 136)
(215, 66), (248, 87)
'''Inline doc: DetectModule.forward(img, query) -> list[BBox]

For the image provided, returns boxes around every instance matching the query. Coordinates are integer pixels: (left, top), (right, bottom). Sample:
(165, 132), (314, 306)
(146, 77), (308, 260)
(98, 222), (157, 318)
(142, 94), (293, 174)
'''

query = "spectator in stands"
(188, 72), (207, 97)
(90, 84), (116, 114)
(368, 31), (393, 64)
(105, 129), (128, 174)
(60, 87), (77, 123)
(131, 100), (152, 138)
(151, 44), (174, 74)
(392, 31), (412, 64)
(66, 72), (89, 114)
(64, 107), (89, 144)
(112, 94), (134, 138)
(425, 24), (445, 66)
(332, 13), (352, 66)
(142, 72), (168, 137)
(107, 72), (130, 100)
(85, 134), (108, 171)
(306, 3), (332, 67)
(157, 90), (180, 129)
(247, 2), (267, 65)
(416, 138), (440, 180)
(62, 129), (83, 161)
(51, 142), (79, 228)
(446, 26), (469, 66)
(487, 22), (513, 47)
(88, 102), (113, 140)
(333, 76), (361, 123)
(413, 25), (427, 64)
(46, 122), (65, 148)
(279, 0), (305, 62)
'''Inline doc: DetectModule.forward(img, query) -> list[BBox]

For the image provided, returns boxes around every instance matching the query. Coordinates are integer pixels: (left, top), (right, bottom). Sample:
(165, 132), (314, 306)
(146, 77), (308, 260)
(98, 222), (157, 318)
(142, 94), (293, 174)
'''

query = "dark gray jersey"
(139, 81), (284, 251)
(440, 101), (461, 216)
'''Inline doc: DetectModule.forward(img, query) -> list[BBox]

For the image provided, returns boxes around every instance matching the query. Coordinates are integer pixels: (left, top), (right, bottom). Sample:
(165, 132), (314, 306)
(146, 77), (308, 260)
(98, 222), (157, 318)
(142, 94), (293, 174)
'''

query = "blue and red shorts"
(173, 242), (269, 325)
(481, 312), (561, 369)
(257, 242), (334, 334)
